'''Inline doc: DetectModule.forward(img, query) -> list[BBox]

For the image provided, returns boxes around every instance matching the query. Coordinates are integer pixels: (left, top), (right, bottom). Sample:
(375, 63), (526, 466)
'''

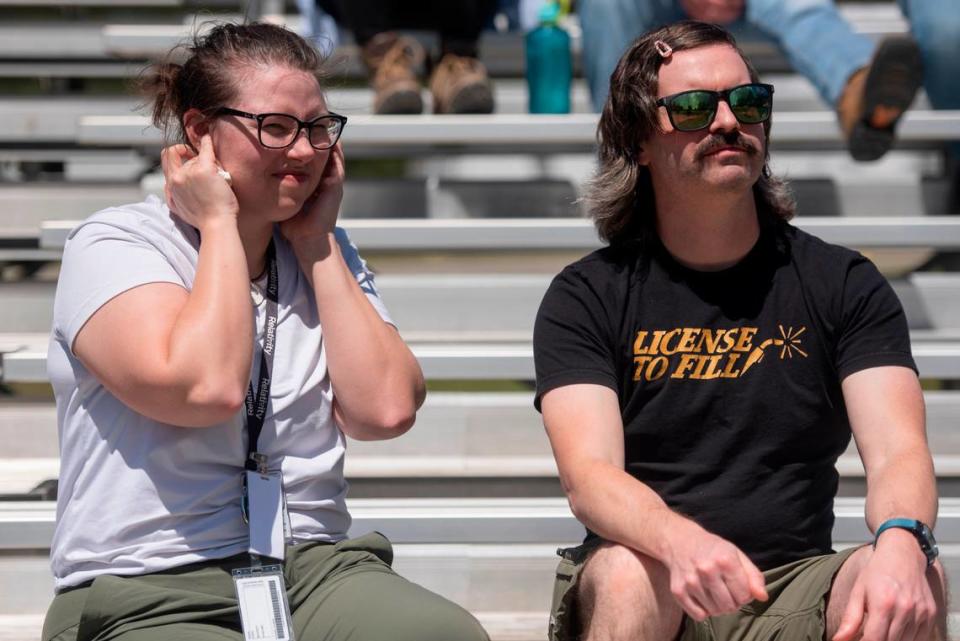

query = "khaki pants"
(549, 539), (859, 641)
(44, 532), (489, 641)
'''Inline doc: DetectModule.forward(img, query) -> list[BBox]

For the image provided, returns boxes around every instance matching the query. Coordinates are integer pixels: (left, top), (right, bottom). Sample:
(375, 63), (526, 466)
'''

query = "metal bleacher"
(1, 1), (959, 640)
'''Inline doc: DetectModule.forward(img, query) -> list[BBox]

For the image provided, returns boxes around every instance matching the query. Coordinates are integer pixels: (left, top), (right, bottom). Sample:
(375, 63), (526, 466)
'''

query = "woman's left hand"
(280, 142), (345, 247)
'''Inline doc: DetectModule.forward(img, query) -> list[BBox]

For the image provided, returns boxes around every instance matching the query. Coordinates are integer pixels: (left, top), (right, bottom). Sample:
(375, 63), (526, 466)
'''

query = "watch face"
(918, 522), (939, 561)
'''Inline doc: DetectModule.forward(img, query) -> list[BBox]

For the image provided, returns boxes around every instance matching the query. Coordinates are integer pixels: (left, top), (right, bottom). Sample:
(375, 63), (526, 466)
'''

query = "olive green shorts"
(43, 532), (489, 641)
(548, 539), (860, 641)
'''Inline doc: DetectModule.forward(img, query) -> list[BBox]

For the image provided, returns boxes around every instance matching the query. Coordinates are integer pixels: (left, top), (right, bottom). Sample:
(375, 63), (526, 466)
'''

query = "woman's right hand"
(161, 134), (239, 231)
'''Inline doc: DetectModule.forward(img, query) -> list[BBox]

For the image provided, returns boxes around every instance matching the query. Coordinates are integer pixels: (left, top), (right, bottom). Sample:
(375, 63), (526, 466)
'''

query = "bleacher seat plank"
(5, 390), (960, 458)
(3, 390), (959, 495)
(4, 272), (959, 336)
(38, 216), (960, 251)
(0, 185), (143, 235)
(2, 497), (959, 549)
(72, 111), (960, 148)
(3, 335), (960, 383)
(6, 451), (960, 499)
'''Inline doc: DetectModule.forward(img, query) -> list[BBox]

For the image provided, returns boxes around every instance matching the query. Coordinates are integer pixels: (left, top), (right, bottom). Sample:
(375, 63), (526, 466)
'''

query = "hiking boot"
(362, 32), (425, 115)
(429, 53), (495, 114)
(837, 35), (923, 162)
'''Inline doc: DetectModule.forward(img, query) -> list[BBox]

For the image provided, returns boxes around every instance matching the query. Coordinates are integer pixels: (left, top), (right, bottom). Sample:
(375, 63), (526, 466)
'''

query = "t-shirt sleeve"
(835, 254), (917, 380)
(334, 227), (393, 326)
(54, 218), (185, 353)
(533, 266), (619, 411)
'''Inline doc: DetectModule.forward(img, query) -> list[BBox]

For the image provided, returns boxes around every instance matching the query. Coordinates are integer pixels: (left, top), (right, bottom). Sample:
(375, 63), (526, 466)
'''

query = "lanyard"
(244, 239), (279, 475)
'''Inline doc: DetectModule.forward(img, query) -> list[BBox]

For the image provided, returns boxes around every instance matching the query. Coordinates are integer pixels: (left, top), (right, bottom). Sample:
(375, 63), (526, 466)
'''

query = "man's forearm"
(864, 447), (937, 531)
(564, 459), (703, 562)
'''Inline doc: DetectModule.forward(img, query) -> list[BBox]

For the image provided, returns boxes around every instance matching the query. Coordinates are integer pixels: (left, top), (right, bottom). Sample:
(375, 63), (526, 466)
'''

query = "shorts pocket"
(549, 546), (592, 641)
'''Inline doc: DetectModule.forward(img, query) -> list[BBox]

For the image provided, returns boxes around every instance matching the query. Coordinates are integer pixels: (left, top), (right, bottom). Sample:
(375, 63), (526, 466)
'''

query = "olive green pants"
(549, 540), (859, 641)
(43, 532), (489, 641)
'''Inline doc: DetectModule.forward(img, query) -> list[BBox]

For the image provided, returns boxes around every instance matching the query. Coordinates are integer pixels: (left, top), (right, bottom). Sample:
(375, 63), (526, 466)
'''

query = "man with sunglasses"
(534, 21), (945, 641)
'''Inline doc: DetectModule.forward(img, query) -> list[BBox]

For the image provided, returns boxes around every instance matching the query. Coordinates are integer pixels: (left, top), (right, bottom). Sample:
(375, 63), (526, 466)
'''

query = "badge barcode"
(268, 578), (287, 640)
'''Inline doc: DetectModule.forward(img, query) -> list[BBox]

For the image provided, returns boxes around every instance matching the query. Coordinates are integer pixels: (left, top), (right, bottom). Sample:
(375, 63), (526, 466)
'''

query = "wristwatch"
(873, 518), (939, 567)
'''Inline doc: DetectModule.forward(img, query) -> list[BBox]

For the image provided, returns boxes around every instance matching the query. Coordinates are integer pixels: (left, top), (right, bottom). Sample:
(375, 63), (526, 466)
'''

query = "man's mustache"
(695, 132), (761, 159)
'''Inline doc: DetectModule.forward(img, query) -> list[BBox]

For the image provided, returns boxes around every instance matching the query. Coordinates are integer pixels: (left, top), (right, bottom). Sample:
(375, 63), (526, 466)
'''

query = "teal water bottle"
(525, 2), (572, 114)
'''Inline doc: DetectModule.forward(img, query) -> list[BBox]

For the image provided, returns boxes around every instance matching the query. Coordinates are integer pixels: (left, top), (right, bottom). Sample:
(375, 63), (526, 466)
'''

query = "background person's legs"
(747, 0), (921, 160)
(745, 0), (871, 107)
(317, 0), (497, 113)
(577, 542), (684, 641)
(318, 0), (496, 56)
(898, 0), (960, 206)
(897, 0), (960, 112)
(577, 0), (682, 111)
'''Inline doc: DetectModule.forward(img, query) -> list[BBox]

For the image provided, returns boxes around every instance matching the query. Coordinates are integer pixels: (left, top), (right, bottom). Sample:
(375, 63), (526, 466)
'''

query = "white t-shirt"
(47, 195), (392, 590)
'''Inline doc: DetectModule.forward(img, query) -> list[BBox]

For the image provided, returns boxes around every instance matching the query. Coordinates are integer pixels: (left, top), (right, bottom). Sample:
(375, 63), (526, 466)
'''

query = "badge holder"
(232, 562), (295, 641)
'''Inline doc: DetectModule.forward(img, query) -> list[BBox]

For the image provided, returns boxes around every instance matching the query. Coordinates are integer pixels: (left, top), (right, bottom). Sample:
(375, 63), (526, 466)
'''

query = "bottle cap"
(539, 1), (560, 25)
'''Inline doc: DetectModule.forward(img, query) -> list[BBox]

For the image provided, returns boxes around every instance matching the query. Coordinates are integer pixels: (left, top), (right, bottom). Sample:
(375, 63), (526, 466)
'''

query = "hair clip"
(654, 39), (673, 58)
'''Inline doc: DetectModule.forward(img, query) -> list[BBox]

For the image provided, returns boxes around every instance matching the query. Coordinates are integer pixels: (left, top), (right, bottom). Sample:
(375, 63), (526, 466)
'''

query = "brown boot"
(429, 53), (495, 115)
(837, 35), (922, 162)
(362, 32), (425, 115)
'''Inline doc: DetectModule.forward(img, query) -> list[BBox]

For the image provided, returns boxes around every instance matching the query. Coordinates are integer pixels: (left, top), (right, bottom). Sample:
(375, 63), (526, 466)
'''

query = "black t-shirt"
(533, 222), (916, 570)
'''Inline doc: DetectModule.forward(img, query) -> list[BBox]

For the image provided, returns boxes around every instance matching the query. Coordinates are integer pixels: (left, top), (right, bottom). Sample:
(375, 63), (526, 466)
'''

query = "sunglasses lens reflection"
(667, 84), (772, 131)
(670, 91), (717, 131)
(729, 85), (772, 124)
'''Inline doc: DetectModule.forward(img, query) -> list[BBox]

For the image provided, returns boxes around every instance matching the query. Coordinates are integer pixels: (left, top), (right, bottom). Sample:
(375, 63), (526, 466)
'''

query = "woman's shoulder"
(67, 195), (198, 253)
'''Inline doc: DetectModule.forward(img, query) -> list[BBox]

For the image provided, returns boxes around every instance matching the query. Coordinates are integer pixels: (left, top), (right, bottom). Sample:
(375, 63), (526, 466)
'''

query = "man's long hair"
(584, 21), (796, 245)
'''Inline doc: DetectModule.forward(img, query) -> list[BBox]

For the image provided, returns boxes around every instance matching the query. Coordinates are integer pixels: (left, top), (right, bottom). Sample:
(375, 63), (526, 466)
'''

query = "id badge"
(245, 471), (286, 560)
(232, 564), (295, 641)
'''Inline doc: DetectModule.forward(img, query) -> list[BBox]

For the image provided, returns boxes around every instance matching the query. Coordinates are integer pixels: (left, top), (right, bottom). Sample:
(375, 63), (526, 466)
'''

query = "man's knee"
(581, 542), (667, 595)
(578, 543), (683, 641)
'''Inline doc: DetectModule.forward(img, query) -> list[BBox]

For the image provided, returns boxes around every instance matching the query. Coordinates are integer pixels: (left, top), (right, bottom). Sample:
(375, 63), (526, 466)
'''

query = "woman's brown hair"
(139, 21), (328, 145)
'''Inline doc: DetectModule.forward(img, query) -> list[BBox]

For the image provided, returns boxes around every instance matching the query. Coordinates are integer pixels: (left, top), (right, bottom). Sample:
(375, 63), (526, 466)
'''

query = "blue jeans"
(579, 0), (873, 111)
(897, 0), (959, 112)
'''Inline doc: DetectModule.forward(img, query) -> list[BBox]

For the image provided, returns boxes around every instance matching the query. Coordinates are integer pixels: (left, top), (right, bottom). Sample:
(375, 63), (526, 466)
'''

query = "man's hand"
(680, 0), (745, 24)
(833, 531), (938, 641)
(664, 521), (768, 620)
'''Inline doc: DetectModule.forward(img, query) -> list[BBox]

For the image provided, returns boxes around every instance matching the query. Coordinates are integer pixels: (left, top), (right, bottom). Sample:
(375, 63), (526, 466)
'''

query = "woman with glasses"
(43, 22), (488, 641)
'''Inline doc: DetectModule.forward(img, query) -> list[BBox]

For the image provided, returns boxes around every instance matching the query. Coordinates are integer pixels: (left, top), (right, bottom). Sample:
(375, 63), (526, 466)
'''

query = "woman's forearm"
(295, 233), (425, 440)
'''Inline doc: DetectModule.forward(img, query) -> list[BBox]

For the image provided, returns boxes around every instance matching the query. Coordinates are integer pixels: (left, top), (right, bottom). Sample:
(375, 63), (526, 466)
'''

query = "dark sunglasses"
(656, 83), (774, 132)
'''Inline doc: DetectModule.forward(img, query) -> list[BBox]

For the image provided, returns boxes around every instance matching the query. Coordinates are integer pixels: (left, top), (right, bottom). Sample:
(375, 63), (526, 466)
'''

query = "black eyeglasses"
(656, 83), (774, 132)
(215, 107), (347, 150)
